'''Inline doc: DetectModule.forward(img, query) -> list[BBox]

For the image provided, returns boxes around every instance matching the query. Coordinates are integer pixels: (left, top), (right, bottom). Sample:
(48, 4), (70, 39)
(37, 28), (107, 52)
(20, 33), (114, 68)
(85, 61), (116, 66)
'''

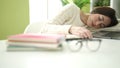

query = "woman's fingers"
(69, 26), (93, 39)
(77, 27), (93, 39)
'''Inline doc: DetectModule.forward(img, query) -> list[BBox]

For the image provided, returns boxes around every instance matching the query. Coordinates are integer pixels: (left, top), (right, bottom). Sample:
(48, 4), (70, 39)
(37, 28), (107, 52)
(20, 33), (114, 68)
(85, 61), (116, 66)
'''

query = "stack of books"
(6, 34), (65, 51)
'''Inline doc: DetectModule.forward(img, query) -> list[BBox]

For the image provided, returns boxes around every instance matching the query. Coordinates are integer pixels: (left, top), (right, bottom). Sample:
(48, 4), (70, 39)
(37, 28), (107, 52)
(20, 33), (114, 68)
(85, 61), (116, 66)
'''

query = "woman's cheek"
(87, 22), (92, 27)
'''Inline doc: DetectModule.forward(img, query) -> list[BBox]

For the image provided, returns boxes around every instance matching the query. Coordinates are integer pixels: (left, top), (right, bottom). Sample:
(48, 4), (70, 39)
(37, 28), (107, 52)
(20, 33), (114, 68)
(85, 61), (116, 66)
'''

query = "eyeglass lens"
(66, 38), (102, 52)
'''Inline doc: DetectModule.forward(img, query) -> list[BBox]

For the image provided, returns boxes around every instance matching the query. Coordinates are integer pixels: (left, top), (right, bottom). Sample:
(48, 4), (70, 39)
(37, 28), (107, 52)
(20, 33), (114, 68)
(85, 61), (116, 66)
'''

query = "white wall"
(29, 0), (62, 23)
(110, 0), (120, 18)
(90, 0), (97, 12)
(29, 0), (47, 23)
(47, 0), (62, 20)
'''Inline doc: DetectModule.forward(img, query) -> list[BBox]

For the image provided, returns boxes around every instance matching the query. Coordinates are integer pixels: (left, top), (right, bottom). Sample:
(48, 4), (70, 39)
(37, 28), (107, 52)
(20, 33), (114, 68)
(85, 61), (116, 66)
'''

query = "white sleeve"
(24, 22), (72, 35)
(40, 24), (72, 35)
(49, 3), (79, 25)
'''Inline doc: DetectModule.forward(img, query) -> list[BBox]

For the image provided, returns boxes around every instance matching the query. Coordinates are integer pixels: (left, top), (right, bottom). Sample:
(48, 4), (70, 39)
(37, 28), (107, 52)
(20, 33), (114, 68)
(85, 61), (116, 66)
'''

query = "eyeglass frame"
(66, 38), (102, 52)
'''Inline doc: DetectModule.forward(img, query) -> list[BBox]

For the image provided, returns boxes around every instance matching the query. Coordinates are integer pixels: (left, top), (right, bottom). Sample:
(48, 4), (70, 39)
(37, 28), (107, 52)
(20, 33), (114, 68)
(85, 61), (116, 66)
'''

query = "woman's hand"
(69, 26), (93, 39)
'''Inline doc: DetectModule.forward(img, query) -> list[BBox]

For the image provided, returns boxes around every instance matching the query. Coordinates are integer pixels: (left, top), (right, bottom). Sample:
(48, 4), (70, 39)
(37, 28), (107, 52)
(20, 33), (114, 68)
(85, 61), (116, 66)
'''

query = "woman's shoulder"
(63, 3), (80, 10)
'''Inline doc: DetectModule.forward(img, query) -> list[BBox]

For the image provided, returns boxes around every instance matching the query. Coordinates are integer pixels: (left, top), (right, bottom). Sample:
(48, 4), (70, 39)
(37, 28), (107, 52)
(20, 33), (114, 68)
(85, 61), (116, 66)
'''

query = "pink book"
(7, 34), (65, 43)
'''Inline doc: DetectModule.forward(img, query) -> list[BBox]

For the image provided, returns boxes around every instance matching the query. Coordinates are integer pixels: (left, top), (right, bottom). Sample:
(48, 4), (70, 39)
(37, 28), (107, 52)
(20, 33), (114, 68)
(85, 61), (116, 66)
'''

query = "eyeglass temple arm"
(66, 38), (102, 41)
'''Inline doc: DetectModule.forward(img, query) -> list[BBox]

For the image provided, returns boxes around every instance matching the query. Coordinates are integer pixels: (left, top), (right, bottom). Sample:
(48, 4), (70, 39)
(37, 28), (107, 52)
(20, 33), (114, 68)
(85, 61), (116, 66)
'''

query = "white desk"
(0, 39), (120, 68)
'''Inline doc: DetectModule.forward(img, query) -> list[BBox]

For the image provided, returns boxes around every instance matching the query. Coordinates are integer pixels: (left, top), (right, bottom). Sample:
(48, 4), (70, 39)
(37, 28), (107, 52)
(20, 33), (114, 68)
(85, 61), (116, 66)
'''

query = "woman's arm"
(39, 4), (79, 34)
(69, 26), (93, 38)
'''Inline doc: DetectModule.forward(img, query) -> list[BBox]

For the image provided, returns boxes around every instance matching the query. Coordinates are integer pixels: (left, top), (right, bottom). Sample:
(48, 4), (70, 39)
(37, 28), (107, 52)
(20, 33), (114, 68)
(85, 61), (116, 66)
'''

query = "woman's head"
(87, 7), (118, 29)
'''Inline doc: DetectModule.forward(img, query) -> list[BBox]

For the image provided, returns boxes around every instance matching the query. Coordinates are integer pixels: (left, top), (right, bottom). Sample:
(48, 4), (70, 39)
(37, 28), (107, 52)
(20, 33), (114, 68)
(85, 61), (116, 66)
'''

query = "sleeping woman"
(26, 3), (118, 39)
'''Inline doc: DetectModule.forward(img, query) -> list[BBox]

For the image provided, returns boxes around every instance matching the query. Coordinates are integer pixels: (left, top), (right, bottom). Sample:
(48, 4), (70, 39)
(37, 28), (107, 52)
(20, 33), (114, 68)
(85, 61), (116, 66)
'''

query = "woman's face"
(87, 14), (111, 29)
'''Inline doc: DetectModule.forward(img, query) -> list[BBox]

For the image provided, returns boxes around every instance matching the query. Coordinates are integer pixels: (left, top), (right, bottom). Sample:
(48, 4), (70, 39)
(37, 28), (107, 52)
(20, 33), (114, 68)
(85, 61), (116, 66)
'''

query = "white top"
(37, 4), (85, 34)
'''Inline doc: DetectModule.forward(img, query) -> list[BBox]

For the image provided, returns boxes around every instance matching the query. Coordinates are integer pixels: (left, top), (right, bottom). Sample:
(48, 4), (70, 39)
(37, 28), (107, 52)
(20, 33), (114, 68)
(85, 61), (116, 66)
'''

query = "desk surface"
(0, 39), (120, 68)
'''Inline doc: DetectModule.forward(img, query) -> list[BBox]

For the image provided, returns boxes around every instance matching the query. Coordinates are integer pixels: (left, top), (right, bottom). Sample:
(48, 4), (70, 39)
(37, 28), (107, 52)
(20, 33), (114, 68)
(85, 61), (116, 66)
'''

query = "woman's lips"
(90, 17), (98, 28)
(91, 20), (96, 27)
(89, 18), (95, 27)
(91, 20), (95, 27)
(92, 22), (95, 26)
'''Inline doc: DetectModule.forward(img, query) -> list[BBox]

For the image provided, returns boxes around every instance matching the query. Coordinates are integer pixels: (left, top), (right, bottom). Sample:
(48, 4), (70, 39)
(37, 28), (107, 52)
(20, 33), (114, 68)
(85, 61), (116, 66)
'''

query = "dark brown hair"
(91, 7), (118, 27)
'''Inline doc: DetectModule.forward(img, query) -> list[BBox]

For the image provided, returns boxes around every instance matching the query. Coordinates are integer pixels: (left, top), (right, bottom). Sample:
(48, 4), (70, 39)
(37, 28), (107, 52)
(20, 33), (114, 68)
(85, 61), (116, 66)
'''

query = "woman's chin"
(87, 24), (93, 28)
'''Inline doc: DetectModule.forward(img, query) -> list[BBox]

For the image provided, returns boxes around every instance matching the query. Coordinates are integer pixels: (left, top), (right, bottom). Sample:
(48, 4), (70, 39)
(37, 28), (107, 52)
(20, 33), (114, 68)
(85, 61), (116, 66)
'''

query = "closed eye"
(99, 15), (106, 28)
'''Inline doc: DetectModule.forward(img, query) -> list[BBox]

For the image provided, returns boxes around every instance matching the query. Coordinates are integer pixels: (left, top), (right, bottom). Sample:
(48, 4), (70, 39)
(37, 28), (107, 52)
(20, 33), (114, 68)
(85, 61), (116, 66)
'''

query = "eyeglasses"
(66, 38), (102, 52)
